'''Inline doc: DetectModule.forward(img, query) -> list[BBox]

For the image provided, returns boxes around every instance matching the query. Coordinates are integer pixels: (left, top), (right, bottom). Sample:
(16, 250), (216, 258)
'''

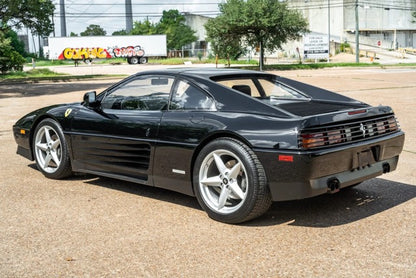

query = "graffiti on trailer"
(58, 45), (145, 60)
(58, 47), (112, 60)
(113, 46), (145, 58)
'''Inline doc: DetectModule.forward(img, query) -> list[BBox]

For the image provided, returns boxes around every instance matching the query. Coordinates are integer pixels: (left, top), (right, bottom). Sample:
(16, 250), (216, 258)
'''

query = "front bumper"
(255, 131), (405, 201)
(13, 126), (33, 160)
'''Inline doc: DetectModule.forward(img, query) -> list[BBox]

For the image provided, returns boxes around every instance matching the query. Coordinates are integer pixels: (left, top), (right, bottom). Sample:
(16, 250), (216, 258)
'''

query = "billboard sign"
(303, 34), (329, 60)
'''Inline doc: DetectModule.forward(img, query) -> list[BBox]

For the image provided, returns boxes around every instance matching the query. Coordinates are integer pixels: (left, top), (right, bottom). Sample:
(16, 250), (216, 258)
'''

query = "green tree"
(412, 11), (416, 24)
(0, 0), (55, 36)
(0, 32), (25, 74)
(157, 10), (197, 50)
(69, 32), (78, 37)
(205, 15), (245, 60)
(205, 0), (309, 69)
(112, 29), (127, 36)
(80, 24), (107, 36)
(130, 19), (157, 35)
(5, 29), (26, 56)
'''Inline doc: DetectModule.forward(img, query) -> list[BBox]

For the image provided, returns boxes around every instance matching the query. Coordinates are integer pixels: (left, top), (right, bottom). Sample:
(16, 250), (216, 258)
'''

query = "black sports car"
(13, 68), (405, 223)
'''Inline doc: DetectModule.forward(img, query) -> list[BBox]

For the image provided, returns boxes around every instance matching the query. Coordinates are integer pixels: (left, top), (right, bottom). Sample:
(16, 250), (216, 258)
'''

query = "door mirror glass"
(83, 91), (98, 107)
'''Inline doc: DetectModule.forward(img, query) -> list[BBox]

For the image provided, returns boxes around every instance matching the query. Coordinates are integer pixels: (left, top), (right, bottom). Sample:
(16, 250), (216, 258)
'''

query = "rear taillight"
(301, 133), (325, 148)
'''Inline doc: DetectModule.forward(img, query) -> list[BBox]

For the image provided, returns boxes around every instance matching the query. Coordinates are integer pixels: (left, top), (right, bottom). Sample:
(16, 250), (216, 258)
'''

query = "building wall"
(290, 0), (416, 48)
(183, 13), (212, 56)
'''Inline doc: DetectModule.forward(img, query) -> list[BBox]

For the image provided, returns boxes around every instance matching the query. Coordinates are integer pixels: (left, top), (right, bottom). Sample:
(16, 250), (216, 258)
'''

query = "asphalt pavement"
(0, 65), (415, 277)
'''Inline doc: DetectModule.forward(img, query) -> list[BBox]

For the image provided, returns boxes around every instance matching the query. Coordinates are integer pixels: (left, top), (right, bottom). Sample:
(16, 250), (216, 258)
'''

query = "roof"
(133, 68), (272, 80)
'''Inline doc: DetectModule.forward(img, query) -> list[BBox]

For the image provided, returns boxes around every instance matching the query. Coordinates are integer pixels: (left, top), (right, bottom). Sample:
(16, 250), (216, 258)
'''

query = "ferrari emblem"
(359, 123), (366, 137)
(65, 108), (72, 117)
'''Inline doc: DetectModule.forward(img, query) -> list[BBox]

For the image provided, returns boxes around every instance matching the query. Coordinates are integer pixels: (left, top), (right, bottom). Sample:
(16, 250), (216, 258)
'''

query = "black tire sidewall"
(139, 57), (148, 64)
(33, 118), (72, 179)
(193, 138), (264, 223)
(130, 57), (139, 64)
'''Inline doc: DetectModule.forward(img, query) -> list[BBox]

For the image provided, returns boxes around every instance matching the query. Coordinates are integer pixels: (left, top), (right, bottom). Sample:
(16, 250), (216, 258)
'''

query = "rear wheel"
(139, 57), (148, 64)
(193, 138), (271, 224)
(33, 119), (72, 179)
(129, 56), (139, 64)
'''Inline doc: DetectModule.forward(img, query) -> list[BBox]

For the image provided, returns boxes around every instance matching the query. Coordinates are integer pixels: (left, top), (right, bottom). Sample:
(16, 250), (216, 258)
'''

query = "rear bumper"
(255, 131), (405, 201)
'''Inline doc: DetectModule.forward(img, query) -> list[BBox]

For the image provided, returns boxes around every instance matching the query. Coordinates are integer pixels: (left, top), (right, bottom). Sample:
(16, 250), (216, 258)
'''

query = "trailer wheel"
(130, 57), (139, 64)
(127, 57), (132, 64)
(139, 57), (148, 64)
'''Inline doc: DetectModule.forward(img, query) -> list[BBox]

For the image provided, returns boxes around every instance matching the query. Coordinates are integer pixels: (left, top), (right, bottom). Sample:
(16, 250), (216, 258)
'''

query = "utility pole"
(355, 0), (359, 63)
(60, 0), (67, 37)
(328, 0), (330, 63)
(125, 0), (133, 33)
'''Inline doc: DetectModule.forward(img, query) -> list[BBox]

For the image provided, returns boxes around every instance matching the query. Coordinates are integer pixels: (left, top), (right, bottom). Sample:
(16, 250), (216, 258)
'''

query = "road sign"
(303, 34), (329, 60)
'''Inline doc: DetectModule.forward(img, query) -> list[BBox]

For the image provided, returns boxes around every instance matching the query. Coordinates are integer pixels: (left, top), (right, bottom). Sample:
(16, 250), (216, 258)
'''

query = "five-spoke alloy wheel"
(193, 138), (271, 224)
(33, 119), (72, 179)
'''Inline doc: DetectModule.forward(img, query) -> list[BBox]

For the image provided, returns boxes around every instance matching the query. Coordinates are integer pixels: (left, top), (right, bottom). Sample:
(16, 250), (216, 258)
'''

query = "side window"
(170, 80), (214, 111)
(258, 78), (307, 99)
(101, 76), (174, 111)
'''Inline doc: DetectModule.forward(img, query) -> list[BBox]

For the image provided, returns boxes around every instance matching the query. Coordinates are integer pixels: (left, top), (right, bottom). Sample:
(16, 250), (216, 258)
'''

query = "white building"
(290, 0), (416, 49)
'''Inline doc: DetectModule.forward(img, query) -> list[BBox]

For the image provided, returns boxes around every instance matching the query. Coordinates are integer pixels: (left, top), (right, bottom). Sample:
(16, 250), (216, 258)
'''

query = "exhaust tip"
(327, 178), (340, 193)
(382, 163), (391, 174)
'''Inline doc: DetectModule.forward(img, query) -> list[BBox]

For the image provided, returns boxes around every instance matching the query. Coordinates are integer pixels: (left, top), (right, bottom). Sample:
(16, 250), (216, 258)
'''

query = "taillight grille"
(299, 115), (399, 149)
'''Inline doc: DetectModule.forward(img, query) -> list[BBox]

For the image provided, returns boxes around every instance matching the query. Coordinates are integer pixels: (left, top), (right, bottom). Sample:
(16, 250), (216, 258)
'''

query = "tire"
(193, 138), (272, 224)
(139, 57), (148, 64)
(130, 56), (139, 64)
(33, 118), (72, 179)
(127, 57), (132, 64)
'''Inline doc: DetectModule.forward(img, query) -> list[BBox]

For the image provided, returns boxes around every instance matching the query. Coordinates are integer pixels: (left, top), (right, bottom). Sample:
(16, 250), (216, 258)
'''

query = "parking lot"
(1, 65), (415, 277)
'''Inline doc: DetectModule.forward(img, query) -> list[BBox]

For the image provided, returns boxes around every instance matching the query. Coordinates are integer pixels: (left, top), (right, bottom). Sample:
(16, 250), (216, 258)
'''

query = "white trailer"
(45, 35), (167, 64)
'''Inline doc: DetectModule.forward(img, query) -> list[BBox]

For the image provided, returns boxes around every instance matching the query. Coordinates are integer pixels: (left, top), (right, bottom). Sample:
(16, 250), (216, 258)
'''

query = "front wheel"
(33, 118), (72, 179)
(193, 138), (271, 224)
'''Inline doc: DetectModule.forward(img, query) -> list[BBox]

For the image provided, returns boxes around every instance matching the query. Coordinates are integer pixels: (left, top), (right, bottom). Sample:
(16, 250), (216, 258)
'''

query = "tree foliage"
(129, 10), (197, 50)
(205, 0), (309, 66)
(5, 29), (26, 56)
(0, 0), (55, 36)
(157, 10), (197, 50)
(80, 24), (107, 36)
(112, 29), (128, 36)
(0, 31), (25, 74)
(205, 15), (244, 60)
(131, 19), (157, 35)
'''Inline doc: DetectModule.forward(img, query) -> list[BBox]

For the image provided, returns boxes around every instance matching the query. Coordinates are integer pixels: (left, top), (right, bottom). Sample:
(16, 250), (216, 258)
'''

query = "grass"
(26, 57), (259, 66)
(240, 62), (384, 71)
(0, 68), (125, 83)
(148, 57), (259, 65)
(1, 68), (66, 79)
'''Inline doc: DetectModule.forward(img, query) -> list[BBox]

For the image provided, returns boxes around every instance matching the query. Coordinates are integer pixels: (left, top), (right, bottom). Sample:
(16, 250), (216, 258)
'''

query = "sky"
(53, 0), (223, 36)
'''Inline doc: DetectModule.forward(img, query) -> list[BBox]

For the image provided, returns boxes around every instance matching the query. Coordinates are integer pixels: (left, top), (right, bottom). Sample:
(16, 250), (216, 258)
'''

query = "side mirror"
(83, 91), (99, 108)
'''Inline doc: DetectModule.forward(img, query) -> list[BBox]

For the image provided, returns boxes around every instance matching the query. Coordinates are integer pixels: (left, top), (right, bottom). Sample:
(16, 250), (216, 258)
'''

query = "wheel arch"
(29, 115), (61, 159)
(189, 131), (253, 193)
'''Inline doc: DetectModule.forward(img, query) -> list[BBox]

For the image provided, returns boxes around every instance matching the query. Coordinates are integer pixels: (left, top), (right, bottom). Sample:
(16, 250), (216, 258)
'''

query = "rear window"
(215, 77), (308, 100)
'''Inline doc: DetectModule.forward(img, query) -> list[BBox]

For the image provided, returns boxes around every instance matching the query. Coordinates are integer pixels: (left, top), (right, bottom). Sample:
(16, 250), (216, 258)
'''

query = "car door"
(153, 78), (217, 195)
(70, 74), (174, 184)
